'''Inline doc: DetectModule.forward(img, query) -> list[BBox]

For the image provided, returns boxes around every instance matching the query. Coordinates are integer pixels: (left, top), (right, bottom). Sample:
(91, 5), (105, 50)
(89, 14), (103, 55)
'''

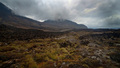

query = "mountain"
(0, 2), (87, 32)
(0, 2), (13, 17)
(0, 2), (42, 29)
(41, 19), (87, 31)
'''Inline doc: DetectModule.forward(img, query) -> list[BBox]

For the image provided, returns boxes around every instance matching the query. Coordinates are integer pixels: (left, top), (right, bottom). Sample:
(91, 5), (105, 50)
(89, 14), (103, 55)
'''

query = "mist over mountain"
(42, 19), (87, 31)
(0, 2), (13, 17)
(0, 1), (120, 68)
(0, 2), (87, 32)
(0, 2), (43, 30)
(0, 0), (120, 28)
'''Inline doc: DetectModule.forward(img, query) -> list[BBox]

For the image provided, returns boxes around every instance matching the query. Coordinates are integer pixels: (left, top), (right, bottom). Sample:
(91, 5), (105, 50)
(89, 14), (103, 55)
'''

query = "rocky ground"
(0, 30), (120, 68)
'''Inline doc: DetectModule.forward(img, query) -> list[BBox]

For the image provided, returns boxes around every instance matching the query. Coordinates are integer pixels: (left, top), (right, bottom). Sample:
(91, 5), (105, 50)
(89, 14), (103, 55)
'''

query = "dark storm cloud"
(74, 0), (120, 28)
(0, 0), (38, 14)
(102, 15), (120, 28)
(94, 0), (120, 18)
(95, 0), (120, 28)
(0, 0), (70, 20)
(78, 0), (120, 18)
(0, 0), (120, 28)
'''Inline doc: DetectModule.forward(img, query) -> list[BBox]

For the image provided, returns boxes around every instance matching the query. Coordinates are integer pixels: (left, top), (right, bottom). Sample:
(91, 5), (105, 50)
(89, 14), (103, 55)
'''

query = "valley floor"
(0, 29), (120, 68)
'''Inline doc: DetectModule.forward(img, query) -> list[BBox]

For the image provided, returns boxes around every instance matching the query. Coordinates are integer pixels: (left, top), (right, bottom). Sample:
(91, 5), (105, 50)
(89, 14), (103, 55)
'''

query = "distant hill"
(42, 19), (87, 31)
(0, 2), (87, 32)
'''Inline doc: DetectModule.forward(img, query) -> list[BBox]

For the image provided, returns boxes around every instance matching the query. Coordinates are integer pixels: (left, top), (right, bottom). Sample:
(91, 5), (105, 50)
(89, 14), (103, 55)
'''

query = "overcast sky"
(0, 0), (120, 28)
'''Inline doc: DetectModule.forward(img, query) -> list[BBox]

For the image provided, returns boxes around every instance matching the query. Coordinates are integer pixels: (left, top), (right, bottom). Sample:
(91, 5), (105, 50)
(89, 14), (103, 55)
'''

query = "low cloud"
(100, 15), (120, 28)
(0, 0), (120, 28)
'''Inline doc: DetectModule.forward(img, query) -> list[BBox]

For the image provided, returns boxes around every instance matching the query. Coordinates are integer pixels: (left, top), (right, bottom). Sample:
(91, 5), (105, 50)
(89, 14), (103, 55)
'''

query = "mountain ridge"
(42, 19), (87, 30)
(0, 2), (88, 32)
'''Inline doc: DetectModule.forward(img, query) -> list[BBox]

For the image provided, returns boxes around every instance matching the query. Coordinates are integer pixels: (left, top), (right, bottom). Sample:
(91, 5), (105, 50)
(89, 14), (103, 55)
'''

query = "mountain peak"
(0, 2), (87, 32)
(44, 19), (76, 24)
(42, 19), (88, 31)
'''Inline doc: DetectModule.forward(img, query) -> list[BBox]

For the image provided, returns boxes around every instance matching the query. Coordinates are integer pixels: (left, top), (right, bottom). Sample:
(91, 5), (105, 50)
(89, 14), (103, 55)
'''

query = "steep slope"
(0, 2), (87, 32)
(0, 2), (12, 17)
(0, 2), (42, 29)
